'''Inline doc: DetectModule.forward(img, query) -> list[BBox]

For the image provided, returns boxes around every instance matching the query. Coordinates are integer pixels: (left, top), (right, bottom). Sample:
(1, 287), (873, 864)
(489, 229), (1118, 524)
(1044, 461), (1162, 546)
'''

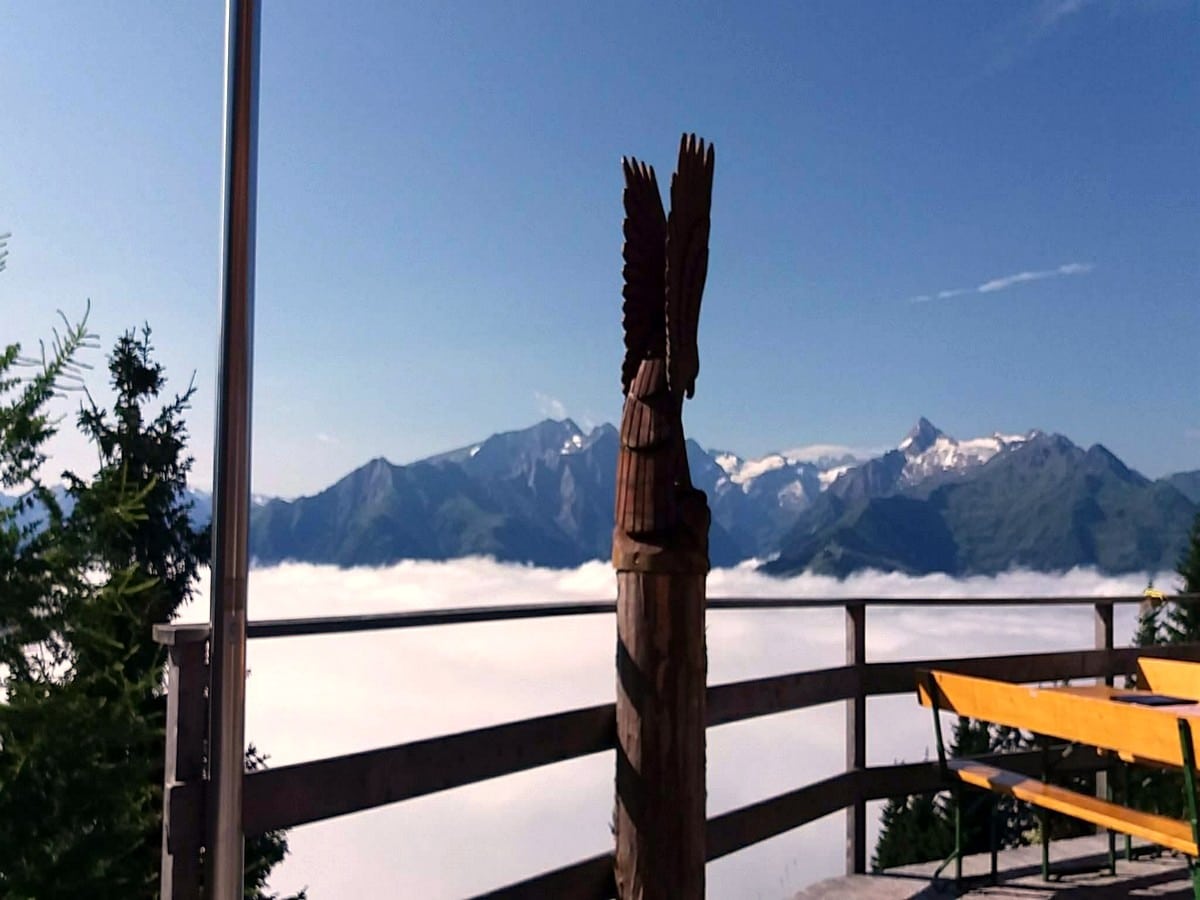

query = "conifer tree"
(0, 318), (301, 898)
(1165, 515), (1200, 642)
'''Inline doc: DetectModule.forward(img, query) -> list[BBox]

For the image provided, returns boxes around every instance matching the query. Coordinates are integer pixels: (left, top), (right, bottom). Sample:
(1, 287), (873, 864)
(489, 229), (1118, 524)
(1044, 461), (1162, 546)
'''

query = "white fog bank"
(175, 561), (1174, 898)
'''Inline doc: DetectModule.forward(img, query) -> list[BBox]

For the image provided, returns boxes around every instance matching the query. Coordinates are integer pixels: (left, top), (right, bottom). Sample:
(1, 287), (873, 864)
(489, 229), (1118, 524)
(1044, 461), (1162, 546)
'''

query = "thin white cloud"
(315, 432), (338, 445)
(177, 559), (1169, 899)
(1038, 0), (1094, 31)
(782, 443), (888, 463)
(981, 0), (1099, 77)
(534, 391), (567, 420)
(909, 262), (1093, 304)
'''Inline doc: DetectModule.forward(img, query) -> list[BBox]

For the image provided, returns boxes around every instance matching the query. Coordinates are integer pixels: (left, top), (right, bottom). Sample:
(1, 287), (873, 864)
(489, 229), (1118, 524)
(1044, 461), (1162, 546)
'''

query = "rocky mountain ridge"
(239, 417), (1199, 576)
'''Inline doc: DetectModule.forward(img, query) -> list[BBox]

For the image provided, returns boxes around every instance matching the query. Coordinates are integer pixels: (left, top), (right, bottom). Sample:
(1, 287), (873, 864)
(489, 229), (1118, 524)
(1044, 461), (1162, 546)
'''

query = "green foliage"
(1119, 524), (1200, 823)
(872, 717), (998, 870)
(0, 316), (97, 682)
(871, 715), (1087, 871)
(872, 791), (952, 871)
(0, 317), (300, 899)
(1165, 514), (1200, 642)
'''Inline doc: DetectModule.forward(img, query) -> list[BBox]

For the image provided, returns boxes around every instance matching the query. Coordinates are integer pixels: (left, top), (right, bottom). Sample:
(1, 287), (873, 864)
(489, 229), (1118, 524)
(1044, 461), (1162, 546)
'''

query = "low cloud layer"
(176, 560), (1169, 898)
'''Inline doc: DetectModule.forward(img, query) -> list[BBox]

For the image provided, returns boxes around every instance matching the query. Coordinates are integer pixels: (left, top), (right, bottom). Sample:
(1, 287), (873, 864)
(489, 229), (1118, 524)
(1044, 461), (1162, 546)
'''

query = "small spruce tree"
(0, 318), (302, 899)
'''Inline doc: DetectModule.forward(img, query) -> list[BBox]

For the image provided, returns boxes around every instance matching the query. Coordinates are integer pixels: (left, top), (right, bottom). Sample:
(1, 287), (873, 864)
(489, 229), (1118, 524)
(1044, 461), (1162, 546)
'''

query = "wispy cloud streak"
(534, 391), (567, 420)
(981, 0), (1099, 78)
(909, 262), (1093, 304)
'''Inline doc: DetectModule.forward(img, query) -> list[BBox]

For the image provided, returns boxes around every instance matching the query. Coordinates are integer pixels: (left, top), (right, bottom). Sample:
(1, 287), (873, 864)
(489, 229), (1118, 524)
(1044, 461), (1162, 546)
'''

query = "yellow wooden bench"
(915, 663), (1200, 896)
(947, 759), (1196, 855)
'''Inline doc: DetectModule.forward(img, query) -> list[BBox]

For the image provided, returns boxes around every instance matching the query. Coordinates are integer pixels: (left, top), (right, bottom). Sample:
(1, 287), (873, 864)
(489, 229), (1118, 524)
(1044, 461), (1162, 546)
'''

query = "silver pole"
(208, 0), (260, 896)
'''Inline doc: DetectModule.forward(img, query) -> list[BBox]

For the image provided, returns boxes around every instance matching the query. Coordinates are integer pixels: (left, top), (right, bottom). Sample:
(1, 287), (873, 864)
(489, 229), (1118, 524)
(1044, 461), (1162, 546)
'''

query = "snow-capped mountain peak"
(727, 453), (789, 487)
(898, 417), (944, 454)
(898, 419), (1037, 485)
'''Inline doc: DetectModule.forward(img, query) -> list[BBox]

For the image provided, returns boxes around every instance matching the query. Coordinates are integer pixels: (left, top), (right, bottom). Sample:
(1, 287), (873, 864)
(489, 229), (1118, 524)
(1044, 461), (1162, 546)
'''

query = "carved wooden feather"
(620, 158), (667, 397)
(665, 134), (714, 400)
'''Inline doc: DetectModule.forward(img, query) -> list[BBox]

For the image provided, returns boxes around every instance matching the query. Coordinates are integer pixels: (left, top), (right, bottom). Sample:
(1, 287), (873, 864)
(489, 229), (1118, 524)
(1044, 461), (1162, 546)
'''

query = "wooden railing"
(154, 594), (1200, 898)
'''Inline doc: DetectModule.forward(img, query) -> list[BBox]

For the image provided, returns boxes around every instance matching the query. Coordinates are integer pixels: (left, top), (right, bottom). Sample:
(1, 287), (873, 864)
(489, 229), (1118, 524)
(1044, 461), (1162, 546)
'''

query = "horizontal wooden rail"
(707, 665), (858, 725)
(475, 743), (1117, 899)
(865, 642), (1200, 697)
(234, 665), (860, 838)
(185, 641), (1200, 842)
(707, 771), (858, 861)
(242, 702), (614, 837)
(151, 593), (1200, 644)
(471, 772), (858, 899)
(154, 595), (1200, 897)
(472, 853), (615, 899)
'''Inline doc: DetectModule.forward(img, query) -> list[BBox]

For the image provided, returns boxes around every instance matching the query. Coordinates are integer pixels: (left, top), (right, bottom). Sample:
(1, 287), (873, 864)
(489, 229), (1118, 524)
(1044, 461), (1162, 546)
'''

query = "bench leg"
(1038, 808), (1051, 881)
(1039, 740), (1052, 881)
(1039, 739), (1053, 882)
(1178, 719), (1200, 900)
(954, 785), (963, 890)
(1123, 762), (1133, 860)
(1105, 763), (1117, 875)
(989, 797), (998, 884)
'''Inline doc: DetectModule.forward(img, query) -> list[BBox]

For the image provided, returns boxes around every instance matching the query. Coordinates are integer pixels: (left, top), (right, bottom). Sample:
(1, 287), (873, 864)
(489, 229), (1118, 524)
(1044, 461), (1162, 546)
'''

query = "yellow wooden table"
(915, 657), (1200, 895)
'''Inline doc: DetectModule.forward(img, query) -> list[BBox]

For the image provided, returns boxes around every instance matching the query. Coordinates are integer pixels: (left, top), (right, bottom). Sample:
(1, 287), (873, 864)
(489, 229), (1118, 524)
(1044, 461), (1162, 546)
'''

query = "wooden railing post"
(614, 570), (707, 899)
(610, 134), (713, 900)
(157, 625), (210, 900)
(1094, 601), (1115, 813)
(845, 602), (866, 874)
(1095, 600), (1115, 685)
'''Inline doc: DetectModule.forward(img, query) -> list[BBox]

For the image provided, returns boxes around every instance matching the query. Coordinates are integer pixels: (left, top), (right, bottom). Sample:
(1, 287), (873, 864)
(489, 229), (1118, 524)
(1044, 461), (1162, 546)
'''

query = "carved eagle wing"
(665, 134), (714, 399)
(620, 157), (667, 396)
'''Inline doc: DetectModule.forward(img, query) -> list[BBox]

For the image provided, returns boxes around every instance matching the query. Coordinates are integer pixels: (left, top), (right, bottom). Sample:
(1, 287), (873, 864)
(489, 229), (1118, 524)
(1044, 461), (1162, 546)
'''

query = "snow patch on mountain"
(819, 464), (853, 488)
(777, 481), (809, 508)
(730, 454), (788, 486)
(899, 424), (1038, 486)
(781, 444), (872, 469)
(713, 453), (741, 477)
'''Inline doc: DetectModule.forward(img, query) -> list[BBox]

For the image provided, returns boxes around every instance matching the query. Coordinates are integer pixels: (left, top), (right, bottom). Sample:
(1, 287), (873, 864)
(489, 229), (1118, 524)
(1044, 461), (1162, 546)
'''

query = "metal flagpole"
(208, 0), (260, 896)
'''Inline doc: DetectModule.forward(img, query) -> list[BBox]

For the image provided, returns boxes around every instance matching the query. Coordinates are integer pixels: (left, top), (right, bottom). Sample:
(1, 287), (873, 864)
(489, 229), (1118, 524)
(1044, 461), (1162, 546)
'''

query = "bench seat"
(948, 759), (1198, 856)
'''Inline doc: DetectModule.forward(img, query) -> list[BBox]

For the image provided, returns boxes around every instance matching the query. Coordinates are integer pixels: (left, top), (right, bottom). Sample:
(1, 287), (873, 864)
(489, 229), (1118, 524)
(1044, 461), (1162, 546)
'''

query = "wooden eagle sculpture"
(613, 134), (715, 574)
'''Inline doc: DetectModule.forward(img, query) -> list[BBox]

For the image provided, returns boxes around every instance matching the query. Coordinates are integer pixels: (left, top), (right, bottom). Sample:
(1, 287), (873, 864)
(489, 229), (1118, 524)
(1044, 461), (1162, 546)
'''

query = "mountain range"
(238, 417), (1199, 577)
(9, 418), (1193, 576)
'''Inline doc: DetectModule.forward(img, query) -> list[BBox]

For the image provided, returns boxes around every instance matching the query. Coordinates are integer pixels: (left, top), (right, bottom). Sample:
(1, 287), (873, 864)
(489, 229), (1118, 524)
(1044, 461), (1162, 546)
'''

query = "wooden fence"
(154, 593), (1200, 898)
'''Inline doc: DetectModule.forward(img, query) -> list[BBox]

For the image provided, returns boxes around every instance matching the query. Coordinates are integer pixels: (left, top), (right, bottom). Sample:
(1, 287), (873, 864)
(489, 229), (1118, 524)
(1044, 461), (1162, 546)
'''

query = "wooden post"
(1095, 600), (1114, 686)
(615, 571), (707, 899)
(158, 626), (210, 900)
(1094, 601), (1115, 833)
(845, 602), (866, 874)
(612, 134), (714, 900)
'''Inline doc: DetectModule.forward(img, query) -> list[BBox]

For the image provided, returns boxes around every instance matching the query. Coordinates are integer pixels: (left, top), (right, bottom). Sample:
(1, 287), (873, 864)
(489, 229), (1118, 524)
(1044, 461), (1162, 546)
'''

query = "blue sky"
(2, 0), (1196, 496)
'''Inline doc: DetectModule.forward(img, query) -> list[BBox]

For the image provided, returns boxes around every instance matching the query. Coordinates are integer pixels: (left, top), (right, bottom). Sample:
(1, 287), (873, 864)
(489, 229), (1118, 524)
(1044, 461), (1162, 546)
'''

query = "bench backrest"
(917, 668), (1200, 768)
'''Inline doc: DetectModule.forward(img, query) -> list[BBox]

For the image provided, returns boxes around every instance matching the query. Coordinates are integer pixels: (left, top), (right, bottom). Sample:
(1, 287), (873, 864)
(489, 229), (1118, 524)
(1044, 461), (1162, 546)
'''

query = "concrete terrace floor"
(796, 834), (1196, 898)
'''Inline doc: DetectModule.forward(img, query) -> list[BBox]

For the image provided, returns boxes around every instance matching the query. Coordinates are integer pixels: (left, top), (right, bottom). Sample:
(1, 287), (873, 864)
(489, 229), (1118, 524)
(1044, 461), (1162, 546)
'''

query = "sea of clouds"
(175, 560), (1175, 899)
